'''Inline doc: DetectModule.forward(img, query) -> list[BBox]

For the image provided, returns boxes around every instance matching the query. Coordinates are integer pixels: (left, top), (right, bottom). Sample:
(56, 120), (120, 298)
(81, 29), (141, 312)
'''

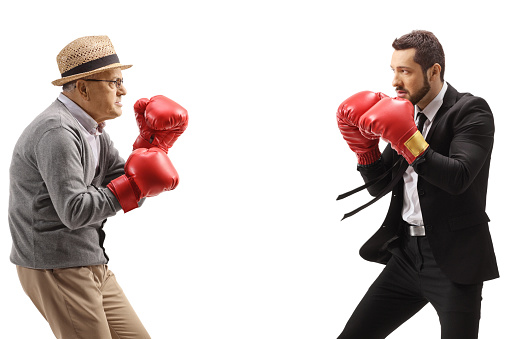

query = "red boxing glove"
(358, 97), (429, 164)
(107, 148), (179, 212)
(337, 91), (388, 165)
(133, 95), (189, 153)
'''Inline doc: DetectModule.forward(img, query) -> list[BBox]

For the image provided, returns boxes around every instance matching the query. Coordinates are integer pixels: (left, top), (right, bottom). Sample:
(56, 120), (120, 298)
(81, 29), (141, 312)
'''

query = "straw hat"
(52, 36), (132, 86)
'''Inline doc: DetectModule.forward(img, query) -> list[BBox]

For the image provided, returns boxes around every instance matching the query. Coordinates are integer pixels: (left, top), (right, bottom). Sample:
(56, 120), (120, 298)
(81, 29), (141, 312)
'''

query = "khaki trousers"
(17, 265), (151, 339)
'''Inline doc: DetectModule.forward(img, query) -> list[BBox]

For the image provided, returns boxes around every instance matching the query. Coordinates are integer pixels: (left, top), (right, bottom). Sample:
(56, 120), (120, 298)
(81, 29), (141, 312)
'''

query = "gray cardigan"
(9, 99), (125, 269)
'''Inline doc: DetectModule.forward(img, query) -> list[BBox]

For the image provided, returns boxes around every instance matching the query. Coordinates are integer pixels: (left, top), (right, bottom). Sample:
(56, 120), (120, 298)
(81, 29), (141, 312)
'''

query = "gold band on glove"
(404, 131), (429, 157)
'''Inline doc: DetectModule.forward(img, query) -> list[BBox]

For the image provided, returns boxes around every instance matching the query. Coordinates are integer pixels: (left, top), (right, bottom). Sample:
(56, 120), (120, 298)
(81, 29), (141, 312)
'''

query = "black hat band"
(61, 54), (120, 77)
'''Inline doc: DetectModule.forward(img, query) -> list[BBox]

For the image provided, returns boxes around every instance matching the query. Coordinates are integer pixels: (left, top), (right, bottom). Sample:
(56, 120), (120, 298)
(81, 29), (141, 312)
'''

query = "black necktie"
(337, 112), (426, 220)
(417, 112), (427, 133)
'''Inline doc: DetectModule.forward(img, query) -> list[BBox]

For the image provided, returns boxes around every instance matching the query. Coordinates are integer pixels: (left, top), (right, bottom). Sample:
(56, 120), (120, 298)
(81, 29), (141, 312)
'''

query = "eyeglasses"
(84, 78), (124, 89)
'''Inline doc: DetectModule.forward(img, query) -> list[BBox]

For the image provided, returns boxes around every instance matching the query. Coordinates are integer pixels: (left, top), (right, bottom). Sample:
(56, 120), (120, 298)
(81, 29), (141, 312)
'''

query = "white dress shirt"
(57, 93), (104, 170)
(401, 82), (448, 226)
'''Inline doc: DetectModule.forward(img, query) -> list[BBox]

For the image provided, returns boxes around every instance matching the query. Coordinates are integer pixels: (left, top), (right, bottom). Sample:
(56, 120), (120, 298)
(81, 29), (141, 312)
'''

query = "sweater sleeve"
(35, 126), (120, 230)
(100, 132), (126, 187)
(99, 132), (149, 209)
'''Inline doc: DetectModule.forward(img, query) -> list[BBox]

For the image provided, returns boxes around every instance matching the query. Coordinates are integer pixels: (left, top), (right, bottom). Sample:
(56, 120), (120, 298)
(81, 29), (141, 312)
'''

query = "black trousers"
(337, 231), (483, 339)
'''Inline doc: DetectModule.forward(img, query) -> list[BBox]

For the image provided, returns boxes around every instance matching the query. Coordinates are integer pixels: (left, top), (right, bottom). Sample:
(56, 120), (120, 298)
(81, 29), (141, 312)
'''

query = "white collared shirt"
(57, 93), (104, 170)
(401, 82), (448, 225)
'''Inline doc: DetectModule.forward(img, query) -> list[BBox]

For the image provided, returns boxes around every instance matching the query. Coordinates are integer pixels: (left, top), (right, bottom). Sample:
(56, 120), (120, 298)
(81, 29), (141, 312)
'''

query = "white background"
(1, 1), (507, 338)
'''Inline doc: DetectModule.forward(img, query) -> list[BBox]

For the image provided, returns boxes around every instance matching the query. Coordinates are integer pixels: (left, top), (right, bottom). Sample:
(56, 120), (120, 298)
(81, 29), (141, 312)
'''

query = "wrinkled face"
(80, 68), (127, 123)
(391, 48), (431, 108)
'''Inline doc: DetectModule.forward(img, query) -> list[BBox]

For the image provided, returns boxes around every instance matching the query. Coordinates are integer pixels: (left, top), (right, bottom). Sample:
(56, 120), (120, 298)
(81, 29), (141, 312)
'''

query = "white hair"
(62, 80), (77, 92)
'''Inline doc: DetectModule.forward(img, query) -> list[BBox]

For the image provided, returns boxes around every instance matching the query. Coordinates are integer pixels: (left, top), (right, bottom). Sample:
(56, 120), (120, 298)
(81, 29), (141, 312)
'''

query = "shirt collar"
(57, 93), (105, 135)
(414, 81), (448, 123)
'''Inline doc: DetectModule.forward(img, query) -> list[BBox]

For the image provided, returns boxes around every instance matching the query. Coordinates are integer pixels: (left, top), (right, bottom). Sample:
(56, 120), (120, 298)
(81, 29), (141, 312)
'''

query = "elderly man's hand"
(133, 95), (188, 153)
(107, 148), (179, 212)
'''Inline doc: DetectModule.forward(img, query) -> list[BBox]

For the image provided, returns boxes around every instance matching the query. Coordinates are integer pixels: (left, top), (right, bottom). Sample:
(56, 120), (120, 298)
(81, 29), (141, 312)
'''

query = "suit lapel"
(425, 83), (458, 141)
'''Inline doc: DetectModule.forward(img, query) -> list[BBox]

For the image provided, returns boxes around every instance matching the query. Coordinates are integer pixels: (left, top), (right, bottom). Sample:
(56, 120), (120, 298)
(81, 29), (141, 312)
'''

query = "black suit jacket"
(357, 84), (499, 284)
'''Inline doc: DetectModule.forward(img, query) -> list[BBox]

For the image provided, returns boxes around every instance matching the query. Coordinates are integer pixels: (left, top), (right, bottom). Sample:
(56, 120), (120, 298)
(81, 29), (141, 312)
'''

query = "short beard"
(408, 74), (431, 106)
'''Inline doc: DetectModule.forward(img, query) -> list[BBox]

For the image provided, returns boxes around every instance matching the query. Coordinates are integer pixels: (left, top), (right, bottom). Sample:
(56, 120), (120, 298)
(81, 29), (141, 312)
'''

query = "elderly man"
(9, 36), (188, 338)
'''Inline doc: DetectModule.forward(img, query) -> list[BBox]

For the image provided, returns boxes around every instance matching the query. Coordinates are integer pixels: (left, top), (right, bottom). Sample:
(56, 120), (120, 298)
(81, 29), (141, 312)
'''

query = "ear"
(76, 79), (90, 101)
(429, 63), (442, 81)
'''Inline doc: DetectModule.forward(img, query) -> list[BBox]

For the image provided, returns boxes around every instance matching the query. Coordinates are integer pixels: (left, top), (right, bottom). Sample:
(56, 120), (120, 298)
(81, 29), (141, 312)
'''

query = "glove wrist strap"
(404, 131), (429, 159)
(357, 148), (382, 166)
(107, 175), (140, 212)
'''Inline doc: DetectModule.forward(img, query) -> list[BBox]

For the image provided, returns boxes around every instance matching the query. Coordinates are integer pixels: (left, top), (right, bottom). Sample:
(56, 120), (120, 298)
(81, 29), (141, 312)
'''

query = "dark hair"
(392, 30), (445, 82)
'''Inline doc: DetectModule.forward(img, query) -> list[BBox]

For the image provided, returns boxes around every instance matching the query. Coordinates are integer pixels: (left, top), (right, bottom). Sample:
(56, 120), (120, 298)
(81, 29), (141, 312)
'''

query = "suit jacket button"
(418, 189), (425, 196)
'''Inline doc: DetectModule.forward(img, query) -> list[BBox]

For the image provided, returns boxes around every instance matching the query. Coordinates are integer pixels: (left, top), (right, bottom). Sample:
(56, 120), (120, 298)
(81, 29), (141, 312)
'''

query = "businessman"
(336, 30), (498, 339)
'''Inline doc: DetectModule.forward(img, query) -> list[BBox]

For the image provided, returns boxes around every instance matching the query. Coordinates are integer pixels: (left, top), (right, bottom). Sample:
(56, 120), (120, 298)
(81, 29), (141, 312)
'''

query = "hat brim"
(51, 63), (132, 86)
